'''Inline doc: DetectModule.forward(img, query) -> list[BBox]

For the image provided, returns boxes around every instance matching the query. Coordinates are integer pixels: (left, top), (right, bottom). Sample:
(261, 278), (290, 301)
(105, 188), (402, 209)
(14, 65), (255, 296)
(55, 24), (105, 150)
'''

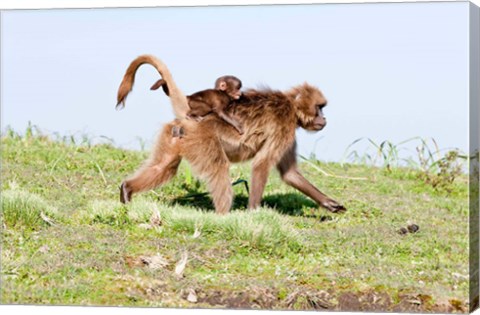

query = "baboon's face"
(225, 79), (242, 100)
(310, 104), (327, 131)
(294, 84), (328, 131)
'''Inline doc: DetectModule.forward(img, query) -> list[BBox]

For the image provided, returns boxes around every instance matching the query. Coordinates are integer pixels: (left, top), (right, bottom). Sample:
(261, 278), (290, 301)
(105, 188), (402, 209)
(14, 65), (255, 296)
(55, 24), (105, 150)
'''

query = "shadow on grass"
(170, 190), (332, 220)
(170, 193), (247, 212)
(262, 193), (316, 215)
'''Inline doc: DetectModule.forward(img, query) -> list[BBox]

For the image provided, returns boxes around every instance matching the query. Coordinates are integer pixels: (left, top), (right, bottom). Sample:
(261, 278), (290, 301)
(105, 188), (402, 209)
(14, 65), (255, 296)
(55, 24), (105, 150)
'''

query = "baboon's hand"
(120, 182), (132, 204)
(321, 199), (346, 213)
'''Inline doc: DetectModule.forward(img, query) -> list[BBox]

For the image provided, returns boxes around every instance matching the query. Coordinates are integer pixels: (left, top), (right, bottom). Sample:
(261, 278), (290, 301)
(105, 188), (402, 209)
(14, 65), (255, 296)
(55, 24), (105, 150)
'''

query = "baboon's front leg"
(248, 159), (273, 210)
(206, 168), (234, 215)
(276, 143), (346, 213)
(182, 130), (233, 214)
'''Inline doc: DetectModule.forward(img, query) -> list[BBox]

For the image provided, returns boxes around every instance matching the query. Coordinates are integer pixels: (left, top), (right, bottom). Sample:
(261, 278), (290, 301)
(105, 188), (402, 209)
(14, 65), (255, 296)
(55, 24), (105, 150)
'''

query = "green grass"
(2, 189), (59, 230)
(0, 128), (471, 312)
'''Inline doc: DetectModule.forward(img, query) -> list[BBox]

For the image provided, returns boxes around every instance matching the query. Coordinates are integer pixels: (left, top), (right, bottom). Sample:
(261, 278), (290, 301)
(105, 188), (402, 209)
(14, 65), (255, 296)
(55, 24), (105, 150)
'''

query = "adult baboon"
(117, 55), (346, 214)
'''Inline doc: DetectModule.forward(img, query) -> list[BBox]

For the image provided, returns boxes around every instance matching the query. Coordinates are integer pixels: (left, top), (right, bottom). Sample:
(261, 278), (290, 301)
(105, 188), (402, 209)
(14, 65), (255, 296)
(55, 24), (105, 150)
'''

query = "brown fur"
(117, 55), (345, 214)
(116, 55), (189, 118)
(152, 76), (244, 134)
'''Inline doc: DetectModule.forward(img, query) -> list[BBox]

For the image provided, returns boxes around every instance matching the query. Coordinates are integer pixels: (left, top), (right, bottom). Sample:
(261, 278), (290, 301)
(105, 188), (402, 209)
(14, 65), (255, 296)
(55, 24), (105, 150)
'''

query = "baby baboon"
(152, 75), (244, 135)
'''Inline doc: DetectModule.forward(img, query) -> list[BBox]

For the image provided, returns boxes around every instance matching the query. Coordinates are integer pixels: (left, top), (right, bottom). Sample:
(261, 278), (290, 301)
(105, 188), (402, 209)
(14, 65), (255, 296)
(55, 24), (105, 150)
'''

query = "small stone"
(397, 227), (408, 235)
(407, 224), (419, 233)
(39, 245), (50, 253)
(140, 254), (169, 270)
(175, 252), (188, 278)
(187, 289), (197, 303)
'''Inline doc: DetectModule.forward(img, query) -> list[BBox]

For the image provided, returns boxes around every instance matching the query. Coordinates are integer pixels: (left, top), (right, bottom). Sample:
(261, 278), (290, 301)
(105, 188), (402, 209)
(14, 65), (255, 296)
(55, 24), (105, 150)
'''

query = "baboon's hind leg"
(120, 124), (182, 203)
(120, 156), (181, 203)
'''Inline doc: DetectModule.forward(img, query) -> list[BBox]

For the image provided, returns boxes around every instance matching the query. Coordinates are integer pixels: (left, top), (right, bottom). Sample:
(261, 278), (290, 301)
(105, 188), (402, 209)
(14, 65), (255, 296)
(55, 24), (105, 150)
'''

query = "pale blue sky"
(1, 2), (470, 162)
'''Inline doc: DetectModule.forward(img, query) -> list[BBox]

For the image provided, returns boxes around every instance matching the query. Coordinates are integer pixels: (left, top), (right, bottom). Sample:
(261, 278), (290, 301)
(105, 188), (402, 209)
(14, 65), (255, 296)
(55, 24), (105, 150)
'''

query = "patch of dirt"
(337, 292), (363, 311)
(283, 288), (334, 310)
(196, 287), (278, 309)
(121, 251), (467, 313)
(193, 286), (467, 313)
(335, 291), (466, 313)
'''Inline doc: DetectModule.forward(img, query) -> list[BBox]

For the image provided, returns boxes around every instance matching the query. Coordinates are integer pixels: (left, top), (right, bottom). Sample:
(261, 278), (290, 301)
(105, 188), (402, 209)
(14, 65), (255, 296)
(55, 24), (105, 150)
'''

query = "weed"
(342, 137), (467, 191)
(1, 189), (58, 230)
(419, 150), (465, 192)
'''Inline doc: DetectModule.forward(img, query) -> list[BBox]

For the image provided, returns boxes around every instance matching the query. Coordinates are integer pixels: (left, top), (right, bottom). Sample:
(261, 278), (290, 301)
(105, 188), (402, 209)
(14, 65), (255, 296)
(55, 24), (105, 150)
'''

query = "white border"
(1, 1), (477, 315)
(0, 0), (475, 10)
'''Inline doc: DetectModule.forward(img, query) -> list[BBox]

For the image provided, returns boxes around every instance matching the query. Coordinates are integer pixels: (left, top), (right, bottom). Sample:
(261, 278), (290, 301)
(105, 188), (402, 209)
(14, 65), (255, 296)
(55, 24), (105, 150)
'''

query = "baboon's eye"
(316, 103), (326, 116)
(316, 102), (327, 108)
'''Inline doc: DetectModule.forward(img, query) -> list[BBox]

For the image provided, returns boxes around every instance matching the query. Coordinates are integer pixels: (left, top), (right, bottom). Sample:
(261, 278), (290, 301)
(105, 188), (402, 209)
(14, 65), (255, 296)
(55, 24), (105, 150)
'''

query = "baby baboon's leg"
(217, 110), (244, 135)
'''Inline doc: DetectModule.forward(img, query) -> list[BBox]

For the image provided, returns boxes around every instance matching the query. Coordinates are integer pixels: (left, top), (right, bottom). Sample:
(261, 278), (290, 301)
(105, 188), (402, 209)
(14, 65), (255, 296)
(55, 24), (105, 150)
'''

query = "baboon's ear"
(218, 81), (227, 91)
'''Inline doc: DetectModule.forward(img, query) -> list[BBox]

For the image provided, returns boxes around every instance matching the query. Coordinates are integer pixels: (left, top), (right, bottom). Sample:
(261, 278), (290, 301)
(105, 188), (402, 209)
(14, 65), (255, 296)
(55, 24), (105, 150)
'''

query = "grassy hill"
(0, 128), (470, 312)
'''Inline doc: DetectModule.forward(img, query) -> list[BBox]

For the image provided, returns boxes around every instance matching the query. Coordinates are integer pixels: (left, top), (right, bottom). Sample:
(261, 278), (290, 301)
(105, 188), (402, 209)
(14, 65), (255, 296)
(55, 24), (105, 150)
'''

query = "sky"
(1, 2), (470, 163)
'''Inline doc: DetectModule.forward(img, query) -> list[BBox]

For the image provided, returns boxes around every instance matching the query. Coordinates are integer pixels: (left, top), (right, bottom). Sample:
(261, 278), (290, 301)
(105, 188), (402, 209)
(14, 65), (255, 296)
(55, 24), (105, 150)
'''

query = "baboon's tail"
(116, 55), (189, 118)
